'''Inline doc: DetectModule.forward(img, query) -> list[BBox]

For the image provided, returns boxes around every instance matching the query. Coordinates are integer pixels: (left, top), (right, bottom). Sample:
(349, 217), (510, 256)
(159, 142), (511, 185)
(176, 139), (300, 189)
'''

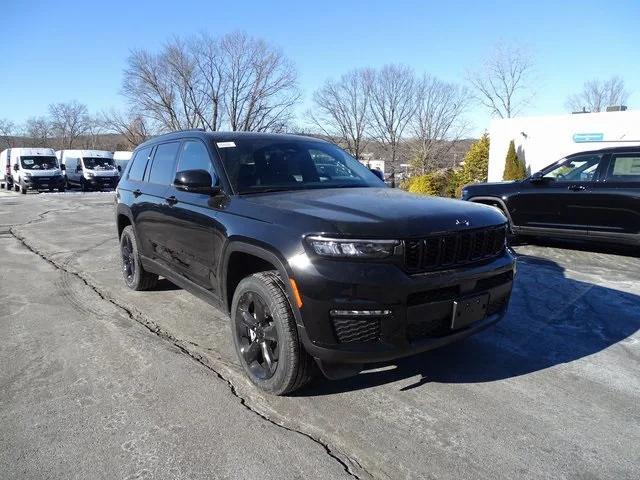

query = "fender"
(220, 238), (303, 325)
(115, 203), (135, 238)
(468, 196), (516, 230)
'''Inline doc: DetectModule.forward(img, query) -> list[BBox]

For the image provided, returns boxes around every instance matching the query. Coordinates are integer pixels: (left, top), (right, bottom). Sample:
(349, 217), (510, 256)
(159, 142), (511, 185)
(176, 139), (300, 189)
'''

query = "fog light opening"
(330, 309), (392, 317)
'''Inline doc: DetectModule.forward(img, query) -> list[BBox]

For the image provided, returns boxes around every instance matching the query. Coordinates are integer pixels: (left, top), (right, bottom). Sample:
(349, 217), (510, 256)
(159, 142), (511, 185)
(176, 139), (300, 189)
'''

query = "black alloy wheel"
(121, 233), (136, 285)
(235, 291), (279, 379)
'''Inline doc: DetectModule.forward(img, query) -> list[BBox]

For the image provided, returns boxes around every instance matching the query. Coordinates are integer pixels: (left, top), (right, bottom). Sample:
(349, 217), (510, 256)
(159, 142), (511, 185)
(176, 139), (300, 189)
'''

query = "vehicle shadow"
(153, 278), (182, 291)
(298, 254), (640, 396)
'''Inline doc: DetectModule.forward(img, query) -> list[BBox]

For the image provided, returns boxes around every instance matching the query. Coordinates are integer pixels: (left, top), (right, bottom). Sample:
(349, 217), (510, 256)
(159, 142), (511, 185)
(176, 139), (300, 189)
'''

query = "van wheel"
(20, 184), (27, 194)
(119, 225), (158, 290)
(231, 271), (313, 395)
(81, 179), (87, 192)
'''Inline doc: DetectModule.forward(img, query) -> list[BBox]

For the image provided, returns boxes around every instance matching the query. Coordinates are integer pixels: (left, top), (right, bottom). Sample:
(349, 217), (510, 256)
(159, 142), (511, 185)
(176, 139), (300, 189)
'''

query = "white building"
(488, 110), (640, 181)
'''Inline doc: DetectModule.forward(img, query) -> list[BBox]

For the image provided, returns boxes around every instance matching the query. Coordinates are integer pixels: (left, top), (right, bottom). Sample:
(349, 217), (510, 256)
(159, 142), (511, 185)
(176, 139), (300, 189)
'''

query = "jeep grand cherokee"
(115, 130), (515, 395)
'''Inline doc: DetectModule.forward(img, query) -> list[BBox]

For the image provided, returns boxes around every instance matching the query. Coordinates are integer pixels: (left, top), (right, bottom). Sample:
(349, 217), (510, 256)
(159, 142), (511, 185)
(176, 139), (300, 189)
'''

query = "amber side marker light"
(289, 278), (303, 308)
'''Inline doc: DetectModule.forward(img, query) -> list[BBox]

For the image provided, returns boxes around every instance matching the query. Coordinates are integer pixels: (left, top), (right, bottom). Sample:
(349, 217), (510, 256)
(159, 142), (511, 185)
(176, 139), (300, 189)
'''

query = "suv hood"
(238, 187), (507, 237)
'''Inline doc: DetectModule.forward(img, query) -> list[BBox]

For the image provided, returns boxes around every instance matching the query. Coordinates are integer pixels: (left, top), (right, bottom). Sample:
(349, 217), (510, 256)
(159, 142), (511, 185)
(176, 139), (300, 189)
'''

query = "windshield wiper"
(239, 187), (294, 195)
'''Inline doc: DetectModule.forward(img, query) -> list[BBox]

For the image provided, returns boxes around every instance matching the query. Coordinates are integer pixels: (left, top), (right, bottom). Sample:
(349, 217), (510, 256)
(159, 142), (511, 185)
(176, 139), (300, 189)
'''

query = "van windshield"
(83, 157), (116, 170)
(20, 156), (59, 170)
(217, 139), (384, 194)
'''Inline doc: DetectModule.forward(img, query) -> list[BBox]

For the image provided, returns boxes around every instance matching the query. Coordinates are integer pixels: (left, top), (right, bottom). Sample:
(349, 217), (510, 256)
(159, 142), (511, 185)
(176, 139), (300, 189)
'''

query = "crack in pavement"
(8, 224), (370, 480)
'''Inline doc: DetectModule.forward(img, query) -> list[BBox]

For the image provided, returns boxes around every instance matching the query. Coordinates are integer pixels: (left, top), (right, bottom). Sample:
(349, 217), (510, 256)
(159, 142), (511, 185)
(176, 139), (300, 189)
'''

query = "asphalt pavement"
(1, 189), (639, 479)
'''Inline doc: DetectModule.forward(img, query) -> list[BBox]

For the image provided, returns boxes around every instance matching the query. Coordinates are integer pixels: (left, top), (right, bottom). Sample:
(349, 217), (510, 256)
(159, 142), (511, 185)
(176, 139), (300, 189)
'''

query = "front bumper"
(87, 176), (119, 189)
(294, 251), (515, 364)
(22, 176), (65, 190)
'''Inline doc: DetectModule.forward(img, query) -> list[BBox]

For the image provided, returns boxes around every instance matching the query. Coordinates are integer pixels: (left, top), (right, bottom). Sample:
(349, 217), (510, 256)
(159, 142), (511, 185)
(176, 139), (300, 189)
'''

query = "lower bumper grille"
(332, 316), (382, 343)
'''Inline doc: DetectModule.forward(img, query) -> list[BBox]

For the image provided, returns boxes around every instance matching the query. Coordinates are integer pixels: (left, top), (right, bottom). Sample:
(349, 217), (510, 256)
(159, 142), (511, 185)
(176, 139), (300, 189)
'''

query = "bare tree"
(102, 109), (152, 148)
(565, 76), (629, 112)
(191, 33), (226, 131)
(48, 100), (91, 148)
(308, 69), (373, 159)
(369, 64), (417, 186)
(0, 119), (17, 149)
(221, 32), (300, 132)
(121, 31), (299, 133)
(468, 43), (535, 118)
(23, 117), (54, 147)
(122, 49), (185, 131)
(410, 75), (470, 173)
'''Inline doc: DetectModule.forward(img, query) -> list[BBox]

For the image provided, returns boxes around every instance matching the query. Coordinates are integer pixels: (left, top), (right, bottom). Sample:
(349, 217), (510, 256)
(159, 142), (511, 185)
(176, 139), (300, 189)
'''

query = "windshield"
(20, 156), (59, 170)
(83, 157), (116, 170)
(217, 139), (385, 194)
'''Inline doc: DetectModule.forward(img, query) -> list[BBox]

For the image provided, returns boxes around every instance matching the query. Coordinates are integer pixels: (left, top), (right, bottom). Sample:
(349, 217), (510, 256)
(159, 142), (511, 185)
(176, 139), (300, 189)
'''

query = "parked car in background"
(1, 149), (13, 190)
(57, 150), (120, 191)
(461, 146), (640, 247)
(114, 151), (132, 173)
(115, 130), (515, 395)
(3, 147), (65, 194)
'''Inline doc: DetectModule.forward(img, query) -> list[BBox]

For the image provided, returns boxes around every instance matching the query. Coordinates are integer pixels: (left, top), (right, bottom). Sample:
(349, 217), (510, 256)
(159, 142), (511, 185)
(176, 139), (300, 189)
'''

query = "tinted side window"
(606, 154), (640, 182)
(543, 154), (602, 182)
(176, 140), (214, 174)
(128, 147), (152, 181)
(148, 142), (180, 185)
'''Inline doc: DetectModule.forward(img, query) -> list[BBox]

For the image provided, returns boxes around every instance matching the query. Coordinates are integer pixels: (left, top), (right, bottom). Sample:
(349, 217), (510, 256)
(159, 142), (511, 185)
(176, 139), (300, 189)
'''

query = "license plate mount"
(451, 293), (490, 330)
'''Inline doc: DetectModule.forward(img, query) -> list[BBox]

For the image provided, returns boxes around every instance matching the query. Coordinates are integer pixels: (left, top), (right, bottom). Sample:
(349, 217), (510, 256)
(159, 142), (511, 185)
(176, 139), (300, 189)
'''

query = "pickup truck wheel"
(231, 271), (313, 395)
(119, 225), (158, 290)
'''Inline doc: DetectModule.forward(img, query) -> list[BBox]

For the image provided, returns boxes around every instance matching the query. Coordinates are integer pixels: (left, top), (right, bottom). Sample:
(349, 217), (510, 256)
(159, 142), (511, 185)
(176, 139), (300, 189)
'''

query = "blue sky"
(2, 0), (639, 135)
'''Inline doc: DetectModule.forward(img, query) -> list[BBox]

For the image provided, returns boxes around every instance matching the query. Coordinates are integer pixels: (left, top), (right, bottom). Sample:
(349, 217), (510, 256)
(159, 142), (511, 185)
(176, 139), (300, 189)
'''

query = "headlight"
(86, 172), (95, 178)
(24, 172), (32, 177)
(306, 236), (399, 259)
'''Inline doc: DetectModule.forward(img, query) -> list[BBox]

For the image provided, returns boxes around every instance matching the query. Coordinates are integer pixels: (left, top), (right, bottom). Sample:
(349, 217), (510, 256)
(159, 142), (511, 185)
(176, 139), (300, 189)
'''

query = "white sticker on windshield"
(216, 141), (236, 148)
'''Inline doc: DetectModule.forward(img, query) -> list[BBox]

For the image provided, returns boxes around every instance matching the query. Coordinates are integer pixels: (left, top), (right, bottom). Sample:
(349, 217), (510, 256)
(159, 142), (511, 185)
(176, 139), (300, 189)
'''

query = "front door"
(509, 153), (606, 233)
(162, 139), (223, 297)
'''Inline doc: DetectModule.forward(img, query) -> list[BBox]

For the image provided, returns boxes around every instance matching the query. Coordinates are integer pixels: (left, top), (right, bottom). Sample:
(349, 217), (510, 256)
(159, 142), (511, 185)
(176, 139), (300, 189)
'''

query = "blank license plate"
(451, 293), (490, 330)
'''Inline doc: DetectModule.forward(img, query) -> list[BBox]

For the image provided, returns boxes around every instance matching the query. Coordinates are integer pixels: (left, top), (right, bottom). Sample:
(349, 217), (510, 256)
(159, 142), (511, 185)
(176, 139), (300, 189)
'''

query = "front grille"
(404, 226), (506, 273)
(332, 317), (382, 343)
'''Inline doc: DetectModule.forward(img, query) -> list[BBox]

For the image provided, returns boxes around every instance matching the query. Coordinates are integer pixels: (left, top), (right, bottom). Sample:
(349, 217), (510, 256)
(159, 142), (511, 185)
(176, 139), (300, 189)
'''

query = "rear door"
(588, 151), (640, 238)
(162, 138), (223, 295)
(131, 142), (181, 265)
(509, 153), (605, 233)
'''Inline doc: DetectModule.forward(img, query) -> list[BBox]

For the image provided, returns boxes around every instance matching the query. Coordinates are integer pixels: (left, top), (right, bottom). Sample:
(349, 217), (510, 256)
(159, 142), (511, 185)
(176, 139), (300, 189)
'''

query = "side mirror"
(76, 165), (82, 172)
(60, 164), (66, 171)
(174, 169), (221, 195)
(117, 165), (122, 172)
(370, 168), (384, 181)
(13, 164), (18, 171)
(529, 172), (545, 183)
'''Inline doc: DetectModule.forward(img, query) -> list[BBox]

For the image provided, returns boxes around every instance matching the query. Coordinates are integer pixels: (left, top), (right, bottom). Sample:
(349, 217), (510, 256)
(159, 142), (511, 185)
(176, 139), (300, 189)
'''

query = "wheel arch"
(221, 240), (301, 323)
(468, 196), (515, 228)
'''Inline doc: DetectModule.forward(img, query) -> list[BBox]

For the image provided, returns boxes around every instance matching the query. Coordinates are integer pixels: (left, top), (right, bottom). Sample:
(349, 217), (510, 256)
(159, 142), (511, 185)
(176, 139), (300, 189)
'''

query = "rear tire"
(231, 271), (313, 395)
(119, 225), (158, 291)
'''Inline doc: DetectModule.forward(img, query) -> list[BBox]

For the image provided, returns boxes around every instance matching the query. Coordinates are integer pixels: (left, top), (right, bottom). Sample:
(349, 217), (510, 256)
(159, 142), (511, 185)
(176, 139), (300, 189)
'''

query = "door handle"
(133, 189), (142, 197)
(568, 184), (586, 191)
(165, 195), (178, 206)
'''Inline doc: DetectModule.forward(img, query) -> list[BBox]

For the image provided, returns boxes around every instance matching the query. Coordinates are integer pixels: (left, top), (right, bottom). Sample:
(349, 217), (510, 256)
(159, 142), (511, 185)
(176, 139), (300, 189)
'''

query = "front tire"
(119, 225), (158, 290)
(231, 271), (313, 395)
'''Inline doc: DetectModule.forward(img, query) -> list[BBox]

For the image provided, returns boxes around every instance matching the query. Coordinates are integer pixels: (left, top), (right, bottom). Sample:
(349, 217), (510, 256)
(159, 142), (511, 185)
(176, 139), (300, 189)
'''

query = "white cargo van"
(113, 151), (132, 173)
(1, 149), (13, 189)
(57, 150), (120, 191)
(6, 148), (65, 194)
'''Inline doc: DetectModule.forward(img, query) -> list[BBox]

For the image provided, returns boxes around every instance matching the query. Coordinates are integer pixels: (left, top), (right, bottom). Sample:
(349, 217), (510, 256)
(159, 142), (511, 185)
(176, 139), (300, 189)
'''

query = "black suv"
(462, 146), (640, 247)
(115, 130), (515, 394)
